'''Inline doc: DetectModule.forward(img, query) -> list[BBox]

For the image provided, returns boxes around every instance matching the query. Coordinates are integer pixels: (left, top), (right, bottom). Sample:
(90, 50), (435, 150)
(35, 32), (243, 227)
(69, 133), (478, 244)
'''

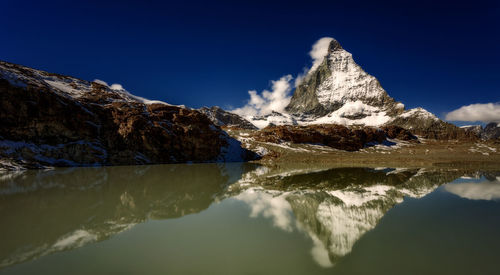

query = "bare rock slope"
(0, 61), (256, 169)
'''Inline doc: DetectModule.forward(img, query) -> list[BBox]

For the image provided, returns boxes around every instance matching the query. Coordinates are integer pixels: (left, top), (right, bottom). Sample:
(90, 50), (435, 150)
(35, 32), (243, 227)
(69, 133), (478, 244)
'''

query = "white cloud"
(308, 37), (334, 74)
(231, 75), (293, 117)
(444, 181), (500, 201)
(294, 66), (309, 87)
(93, 79), (169, 105)
(92, 79), (124, 91)
(445, 103), (500, 123)
(294, 37), (334, 87)
(232, 37), (336, 115)
(110, 83), (124, 90)
(93, 79), (108, 86)
(235, 188), (294, 232)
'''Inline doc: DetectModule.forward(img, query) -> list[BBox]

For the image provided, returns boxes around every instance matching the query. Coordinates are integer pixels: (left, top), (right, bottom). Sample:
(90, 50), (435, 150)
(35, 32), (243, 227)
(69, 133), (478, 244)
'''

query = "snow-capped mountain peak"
(0, 61), (181, 108)
(286, 38), (399, 118)
(226, 38), (468, 140)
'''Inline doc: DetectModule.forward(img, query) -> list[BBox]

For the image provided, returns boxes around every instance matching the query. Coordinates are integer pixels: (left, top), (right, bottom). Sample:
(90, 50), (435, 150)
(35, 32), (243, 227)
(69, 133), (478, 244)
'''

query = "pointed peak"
(328, 38), (343, 52)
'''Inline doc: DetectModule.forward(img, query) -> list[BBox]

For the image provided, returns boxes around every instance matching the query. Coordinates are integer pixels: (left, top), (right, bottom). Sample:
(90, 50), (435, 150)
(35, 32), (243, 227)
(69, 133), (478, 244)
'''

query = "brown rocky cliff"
(250, 124), (415, 151)
(0, 62), (257, 169)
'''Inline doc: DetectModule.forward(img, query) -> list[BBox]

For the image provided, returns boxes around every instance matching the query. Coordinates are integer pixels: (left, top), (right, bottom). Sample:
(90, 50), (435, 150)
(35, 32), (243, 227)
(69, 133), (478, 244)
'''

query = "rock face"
(0, 61), (257, 169)
(250, 124), (415, 151)
(461, 123), (500, 140)
(388, 108), (476, 140)
(286, 38), (400, 118)
(381, 125), (418, 140)
(461, 125), (483, 136)
(483, 123), (500, 140)
(198, 106), (257, 130)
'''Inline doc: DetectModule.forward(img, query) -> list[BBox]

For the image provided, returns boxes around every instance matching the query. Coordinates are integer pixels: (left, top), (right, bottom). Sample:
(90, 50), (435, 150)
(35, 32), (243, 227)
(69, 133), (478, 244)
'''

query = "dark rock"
(251, 124), (387, 151)
(460, 123), (500, 140)
(197, 106), (257, 130)
(0, 61), (257, 169)
(483, 122), (500, 140)
(381, 125), (417, 141)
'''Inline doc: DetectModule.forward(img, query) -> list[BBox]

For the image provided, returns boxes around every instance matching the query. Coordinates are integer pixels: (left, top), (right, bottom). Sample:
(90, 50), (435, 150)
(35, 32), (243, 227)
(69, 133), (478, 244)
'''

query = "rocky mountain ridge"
(0, 61), (256, 170)
(462, 123), (500, 140)
(198, 106), (258, 130)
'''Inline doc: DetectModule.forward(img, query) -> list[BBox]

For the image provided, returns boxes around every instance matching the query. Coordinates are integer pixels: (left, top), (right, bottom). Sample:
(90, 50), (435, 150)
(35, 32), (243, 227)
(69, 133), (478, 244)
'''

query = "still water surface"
(0, 163), (499, 274)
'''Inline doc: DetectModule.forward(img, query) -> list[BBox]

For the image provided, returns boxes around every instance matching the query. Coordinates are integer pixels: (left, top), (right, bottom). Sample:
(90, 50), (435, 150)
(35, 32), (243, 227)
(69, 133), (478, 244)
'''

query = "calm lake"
(0, 163), (499, 275)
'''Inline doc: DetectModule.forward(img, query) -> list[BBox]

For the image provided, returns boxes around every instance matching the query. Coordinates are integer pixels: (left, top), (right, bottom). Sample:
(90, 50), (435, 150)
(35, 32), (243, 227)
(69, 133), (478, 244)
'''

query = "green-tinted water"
(0, 164), (499, 274)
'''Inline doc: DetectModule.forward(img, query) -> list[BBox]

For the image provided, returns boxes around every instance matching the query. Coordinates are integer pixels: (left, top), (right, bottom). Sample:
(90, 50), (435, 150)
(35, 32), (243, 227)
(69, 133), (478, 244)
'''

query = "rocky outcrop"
(461, 123), (500, 140)
(461, 125), (483, 136)
(250, 124), (396, 151)
(381, 125), (417, 141)
(0, 61), (257, 169)
(483, 123), (500, 140)
(197, 106), (258, 130)
(388, 108), (476, 140)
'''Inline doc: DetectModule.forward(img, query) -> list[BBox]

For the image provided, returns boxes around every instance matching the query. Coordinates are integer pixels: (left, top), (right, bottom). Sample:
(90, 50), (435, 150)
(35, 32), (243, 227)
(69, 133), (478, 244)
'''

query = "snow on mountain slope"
(0, 61), (257, 169)
(0, 61), (181, 107)
(241, 104), (433, 129)
(230, 167), (455, 267)
(285, 38), (400, 117)
(232, 38), (467, 137)
(399, 107), (439, 121)
(315, 45), (388, 109)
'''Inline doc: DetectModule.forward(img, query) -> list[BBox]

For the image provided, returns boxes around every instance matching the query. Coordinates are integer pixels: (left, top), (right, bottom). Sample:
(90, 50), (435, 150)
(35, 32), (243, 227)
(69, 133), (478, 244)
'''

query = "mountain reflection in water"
(0, 163), (256, 268)
(0, 164), (496, 270)
(228, 167), (462, 267)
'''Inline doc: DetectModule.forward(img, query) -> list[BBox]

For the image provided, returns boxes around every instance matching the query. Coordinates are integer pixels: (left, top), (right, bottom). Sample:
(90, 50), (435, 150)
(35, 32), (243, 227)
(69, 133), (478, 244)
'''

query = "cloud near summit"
(295, 37), (334, 87)
(231, 75), (293, 117)
(445, 103), (500, 123)
(308, 37), (334, 74)
(233, 37), (335, 117)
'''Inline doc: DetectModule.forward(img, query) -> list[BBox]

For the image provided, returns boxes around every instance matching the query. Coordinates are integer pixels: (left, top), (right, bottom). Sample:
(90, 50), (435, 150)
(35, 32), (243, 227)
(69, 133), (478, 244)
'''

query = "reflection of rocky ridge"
(0, 164), (478, 269)
(232, 166), (464, 267)
(0, 163), (257, 269)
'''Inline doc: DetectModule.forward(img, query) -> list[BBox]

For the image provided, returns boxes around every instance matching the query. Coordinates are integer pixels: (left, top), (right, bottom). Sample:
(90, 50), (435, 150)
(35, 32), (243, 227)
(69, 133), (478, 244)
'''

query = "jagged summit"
(328, 38), (343, 52)
(286, 37), (399, 117)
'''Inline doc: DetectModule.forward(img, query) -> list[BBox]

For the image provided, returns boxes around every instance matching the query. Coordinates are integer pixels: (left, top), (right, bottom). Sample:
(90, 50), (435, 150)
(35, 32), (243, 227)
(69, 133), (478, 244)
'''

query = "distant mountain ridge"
(462, 123), (500, 140)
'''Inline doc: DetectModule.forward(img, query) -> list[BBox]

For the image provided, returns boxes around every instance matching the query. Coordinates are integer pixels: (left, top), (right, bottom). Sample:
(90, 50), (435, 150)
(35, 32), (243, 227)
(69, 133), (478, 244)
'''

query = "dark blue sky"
(2, 0), (499, 120)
